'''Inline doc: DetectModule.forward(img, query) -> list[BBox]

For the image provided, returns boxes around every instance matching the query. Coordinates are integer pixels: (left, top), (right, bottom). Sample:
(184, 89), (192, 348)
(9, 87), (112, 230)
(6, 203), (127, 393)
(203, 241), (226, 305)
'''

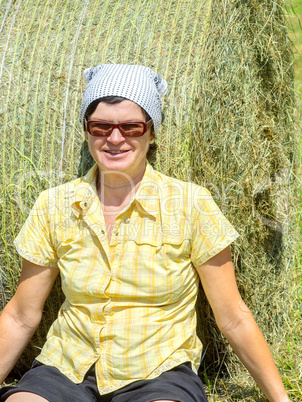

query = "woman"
(0, 64), (289, 401)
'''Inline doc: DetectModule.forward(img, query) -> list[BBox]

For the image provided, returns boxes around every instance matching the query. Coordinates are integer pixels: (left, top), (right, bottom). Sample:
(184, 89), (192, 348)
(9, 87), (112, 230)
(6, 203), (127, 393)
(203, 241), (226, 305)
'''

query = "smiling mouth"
(105, 150), (129, 155)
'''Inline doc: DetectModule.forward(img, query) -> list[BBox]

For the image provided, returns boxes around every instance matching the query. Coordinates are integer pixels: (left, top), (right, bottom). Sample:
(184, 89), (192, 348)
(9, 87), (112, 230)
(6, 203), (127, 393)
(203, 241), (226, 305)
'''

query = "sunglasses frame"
(85, 118), (153, 137)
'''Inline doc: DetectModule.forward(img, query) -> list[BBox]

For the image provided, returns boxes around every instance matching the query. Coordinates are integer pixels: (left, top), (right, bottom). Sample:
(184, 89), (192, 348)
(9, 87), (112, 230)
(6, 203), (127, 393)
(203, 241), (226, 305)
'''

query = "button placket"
(119, 215), (132, 240)
(82, 211), (110, 263)
(108, 218), (123, 280)
(110, 219), (122, 246)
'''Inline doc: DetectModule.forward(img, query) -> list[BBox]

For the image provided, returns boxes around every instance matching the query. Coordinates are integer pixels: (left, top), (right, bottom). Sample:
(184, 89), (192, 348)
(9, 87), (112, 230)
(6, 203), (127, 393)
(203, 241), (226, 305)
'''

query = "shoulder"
(151, 168), (213, 204)
(151, 167), (200, 190)
(149, 168), (216, 223)
(30, 172), (93, 219)
(34, 177), (79, 207)
(37, 164), (97, 209)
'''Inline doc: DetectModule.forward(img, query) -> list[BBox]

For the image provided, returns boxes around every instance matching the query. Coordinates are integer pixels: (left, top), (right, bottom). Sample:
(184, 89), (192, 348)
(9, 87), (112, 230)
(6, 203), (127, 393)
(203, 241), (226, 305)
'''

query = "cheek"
(88, 137), (103, 150)
(145, 131), (153, 145)
(141, 139), (152, 154)
(87, 138), (105, 159)
(87, 138), (94, 154)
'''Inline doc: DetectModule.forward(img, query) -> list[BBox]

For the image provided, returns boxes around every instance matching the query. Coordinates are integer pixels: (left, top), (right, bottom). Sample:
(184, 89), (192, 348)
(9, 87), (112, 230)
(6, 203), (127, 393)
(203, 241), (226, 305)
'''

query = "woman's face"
(86, 100), (153, 180)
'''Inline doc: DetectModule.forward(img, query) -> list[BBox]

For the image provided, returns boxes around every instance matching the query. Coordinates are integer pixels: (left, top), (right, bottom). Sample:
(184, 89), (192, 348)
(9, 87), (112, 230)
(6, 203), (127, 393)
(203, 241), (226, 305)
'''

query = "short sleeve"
(14, 190), (59, 267)
(190, 187), (239, 267)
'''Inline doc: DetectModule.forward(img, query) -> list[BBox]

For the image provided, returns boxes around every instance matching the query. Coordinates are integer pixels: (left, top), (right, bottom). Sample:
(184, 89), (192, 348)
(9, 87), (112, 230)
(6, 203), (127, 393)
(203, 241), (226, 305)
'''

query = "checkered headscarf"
(80, 64), (168, 133)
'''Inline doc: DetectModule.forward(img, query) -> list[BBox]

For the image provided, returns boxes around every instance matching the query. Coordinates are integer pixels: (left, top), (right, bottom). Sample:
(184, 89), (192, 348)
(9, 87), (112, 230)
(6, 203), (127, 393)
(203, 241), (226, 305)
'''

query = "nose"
(107, 127), (126, 144)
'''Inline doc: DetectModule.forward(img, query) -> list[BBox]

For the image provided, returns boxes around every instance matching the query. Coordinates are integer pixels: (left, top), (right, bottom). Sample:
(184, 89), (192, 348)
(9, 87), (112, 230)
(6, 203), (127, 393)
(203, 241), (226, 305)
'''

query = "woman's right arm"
(0, 259), (59, 384)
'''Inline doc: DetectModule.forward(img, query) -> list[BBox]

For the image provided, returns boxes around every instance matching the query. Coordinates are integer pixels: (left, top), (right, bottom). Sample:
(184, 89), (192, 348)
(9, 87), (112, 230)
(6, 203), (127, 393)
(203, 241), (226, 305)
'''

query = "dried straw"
(0, 0), (298, 388)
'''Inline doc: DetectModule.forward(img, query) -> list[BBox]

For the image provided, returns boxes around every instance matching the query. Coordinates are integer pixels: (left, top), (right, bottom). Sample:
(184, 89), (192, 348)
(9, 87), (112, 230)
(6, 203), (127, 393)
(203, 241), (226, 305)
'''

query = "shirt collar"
(134, 163), (160, 218)
(71, 164), (98, 217)
(71, 163), (160, 219)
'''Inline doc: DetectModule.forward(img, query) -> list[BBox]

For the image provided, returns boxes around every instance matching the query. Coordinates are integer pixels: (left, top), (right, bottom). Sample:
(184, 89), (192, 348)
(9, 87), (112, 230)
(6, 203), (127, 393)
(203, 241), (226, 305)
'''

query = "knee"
(5, 392), (49, 401)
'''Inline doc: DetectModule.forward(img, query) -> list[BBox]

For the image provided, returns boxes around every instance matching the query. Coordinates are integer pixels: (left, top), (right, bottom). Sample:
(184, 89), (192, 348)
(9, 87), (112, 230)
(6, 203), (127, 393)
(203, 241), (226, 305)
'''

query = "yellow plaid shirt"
(14, 163), (239, 394)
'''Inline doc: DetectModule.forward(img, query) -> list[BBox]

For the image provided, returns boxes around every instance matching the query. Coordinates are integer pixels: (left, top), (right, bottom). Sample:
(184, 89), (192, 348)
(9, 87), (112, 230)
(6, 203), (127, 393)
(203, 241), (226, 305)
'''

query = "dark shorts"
(0, 360), (207, 402)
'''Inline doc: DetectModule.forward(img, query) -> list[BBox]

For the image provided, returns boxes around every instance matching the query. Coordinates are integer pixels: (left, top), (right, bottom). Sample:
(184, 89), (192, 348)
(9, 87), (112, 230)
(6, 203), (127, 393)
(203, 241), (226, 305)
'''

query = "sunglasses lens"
(120, 123), (145, 136)
(89, 122), (112, 136)
(87, 121), (148, 137)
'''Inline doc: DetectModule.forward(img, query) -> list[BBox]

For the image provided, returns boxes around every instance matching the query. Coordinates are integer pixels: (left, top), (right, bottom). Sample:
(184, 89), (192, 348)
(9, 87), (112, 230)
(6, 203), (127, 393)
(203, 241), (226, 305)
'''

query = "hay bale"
(0, 0), (297, 384)
(188, 0), (297, 376)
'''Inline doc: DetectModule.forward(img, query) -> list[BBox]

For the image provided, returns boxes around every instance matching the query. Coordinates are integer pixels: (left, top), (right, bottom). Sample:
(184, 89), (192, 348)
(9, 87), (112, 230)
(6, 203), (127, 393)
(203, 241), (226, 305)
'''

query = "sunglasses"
(85, 118), (153, 137)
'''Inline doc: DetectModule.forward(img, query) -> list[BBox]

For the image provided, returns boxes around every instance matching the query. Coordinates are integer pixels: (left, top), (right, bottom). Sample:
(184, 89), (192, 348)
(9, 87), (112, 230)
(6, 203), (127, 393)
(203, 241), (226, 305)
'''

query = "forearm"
(196, 249), (290, 400)
(221, 312), (289, 402)
(0, 303), (40, 384)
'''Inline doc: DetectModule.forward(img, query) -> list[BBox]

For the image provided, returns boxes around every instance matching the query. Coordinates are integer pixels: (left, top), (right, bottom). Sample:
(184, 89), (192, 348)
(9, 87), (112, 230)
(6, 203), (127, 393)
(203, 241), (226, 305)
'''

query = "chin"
(96, 160), (136, 176)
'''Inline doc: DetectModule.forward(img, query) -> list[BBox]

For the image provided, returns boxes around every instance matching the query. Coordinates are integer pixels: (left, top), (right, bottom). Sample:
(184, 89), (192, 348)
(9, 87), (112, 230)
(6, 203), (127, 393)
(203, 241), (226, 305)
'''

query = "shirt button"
(115, 232), (119, 236)
(84, 202), (88, 207)
(124, 218), (130, 224)
(101, 230), (105, 234)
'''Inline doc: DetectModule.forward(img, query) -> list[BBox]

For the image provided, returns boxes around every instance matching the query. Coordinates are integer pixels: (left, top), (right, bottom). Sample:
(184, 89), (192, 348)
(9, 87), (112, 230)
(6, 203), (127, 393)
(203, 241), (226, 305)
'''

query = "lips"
(104, 150), (130, 155)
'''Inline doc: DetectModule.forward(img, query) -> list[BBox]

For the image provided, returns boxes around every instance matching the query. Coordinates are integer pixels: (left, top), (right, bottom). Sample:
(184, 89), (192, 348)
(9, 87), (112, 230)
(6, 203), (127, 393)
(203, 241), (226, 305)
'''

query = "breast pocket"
(118, 229), (192, 305)
(55, 219), (93, 259)
(160, 234), (194, 302)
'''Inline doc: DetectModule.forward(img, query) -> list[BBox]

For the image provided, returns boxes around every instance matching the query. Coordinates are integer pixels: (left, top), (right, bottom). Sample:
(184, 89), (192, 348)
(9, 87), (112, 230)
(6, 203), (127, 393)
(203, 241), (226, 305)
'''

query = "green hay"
(188, 0), (298, 376)
(0, 0), (299, 396)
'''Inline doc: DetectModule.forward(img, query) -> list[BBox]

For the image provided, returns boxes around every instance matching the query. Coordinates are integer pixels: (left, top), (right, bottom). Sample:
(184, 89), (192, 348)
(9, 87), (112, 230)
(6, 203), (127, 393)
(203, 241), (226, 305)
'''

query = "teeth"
(107, 150), (126, 154)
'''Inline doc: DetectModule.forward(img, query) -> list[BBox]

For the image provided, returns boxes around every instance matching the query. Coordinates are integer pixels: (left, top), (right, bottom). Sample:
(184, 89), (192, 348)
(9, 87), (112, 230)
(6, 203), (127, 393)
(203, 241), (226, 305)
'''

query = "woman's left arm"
(195, 246), (290, 402)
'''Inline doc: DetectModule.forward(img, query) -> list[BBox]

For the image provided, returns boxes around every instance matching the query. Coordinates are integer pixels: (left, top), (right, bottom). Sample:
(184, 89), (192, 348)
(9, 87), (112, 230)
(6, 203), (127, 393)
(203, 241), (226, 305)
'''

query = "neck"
(96, 166), (145, 206)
